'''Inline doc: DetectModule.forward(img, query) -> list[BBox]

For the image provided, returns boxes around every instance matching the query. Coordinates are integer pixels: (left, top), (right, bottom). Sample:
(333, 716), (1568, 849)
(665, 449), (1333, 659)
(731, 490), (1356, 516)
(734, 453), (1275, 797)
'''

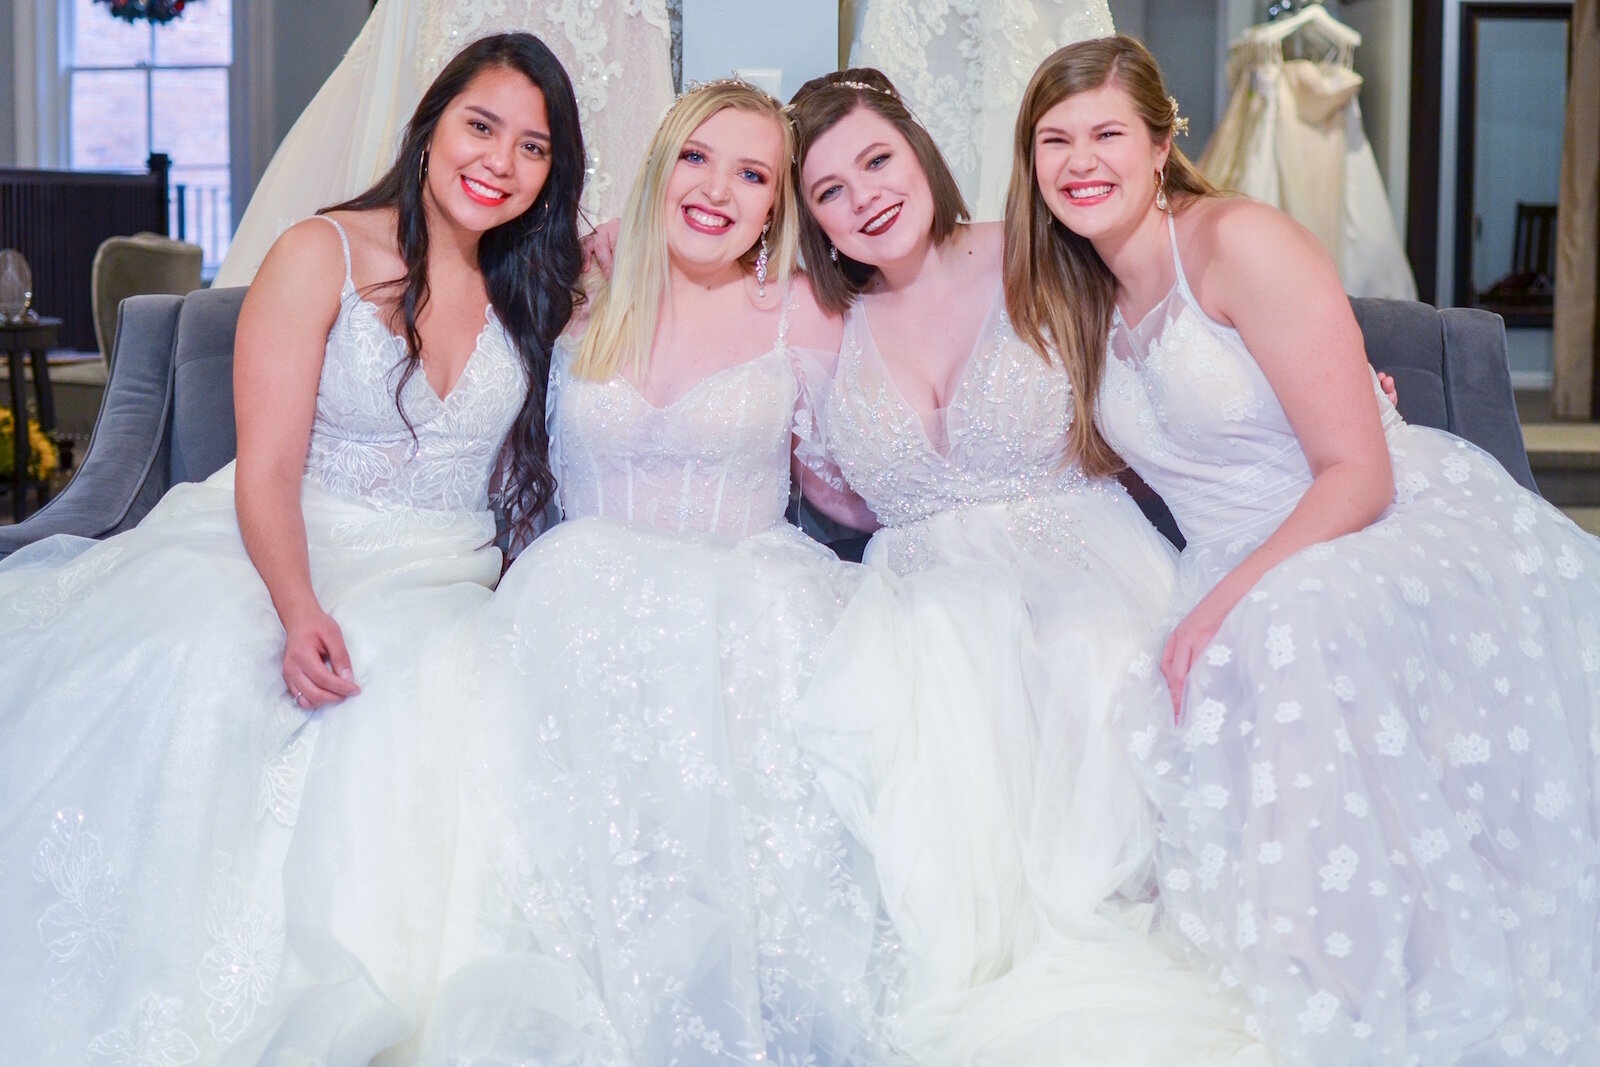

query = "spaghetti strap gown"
(0, 216), (545, 1063)
(1099, 213), (1600, 1065)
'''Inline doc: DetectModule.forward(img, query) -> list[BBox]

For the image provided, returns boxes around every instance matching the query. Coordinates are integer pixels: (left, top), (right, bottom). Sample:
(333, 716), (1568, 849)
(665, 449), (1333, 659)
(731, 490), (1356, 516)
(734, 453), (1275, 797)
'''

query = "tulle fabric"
(1100, 214), (1600, 1065)
(0, 466), (541, 1064)
(455, 517), (902, 1065)
(802, 492), (1271, 1066)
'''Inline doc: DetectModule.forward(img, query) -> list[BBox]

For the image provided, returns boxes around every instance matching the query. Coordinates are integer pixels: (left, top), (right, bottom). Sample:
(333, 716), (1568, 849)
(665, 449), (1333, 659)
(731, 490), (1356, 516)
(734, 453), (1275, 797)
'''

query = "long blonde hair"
(1003, 34), (1215, 477)
(573, 80), (798, 381)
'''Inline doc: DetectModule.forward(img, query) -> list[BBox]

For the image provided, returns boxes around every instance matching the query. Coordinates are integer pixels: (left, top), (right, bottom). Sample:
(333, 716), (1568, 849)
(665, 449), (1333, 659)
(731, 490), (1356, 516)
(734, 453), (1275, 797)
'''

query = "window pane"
(169, 164), (232, 269)
(70, 69), (150, 170)
(152, 67), (229, 167)
(72, 0), (153, 65)
(154, 0), (232, 66)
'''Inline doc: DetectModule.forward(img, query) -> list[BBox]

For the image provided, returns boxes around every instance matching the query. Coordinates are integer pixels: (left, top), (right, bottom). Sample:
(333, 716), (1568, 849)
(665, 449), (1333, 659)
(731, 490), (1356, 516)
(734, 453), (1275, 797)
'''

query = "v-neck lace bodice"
(807, 284), (1091, 529)
(302, 217), (526, 514)
(548, 305), (807, 539)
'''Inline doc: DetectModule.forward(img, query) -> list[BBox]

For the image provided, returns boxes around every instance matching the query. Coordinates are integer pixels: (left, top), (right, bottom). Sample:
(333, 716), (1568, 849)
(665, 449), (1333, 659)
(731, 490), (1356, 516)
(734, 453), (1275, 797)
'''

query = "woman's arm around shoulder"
(234, 215), (362, 710)
(786, 274), (878, 532)
(1160, 198), (1394, 716)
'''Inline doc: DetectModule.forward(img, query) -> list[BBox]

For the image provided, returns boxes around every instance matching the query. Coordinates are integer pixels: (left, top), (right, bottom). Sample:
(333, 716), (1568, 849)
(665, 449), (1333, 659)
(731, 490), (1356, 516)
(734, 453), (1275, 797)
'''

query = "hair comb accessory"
(1168, 96), (1190, 136)
(832, 79), (895, 97)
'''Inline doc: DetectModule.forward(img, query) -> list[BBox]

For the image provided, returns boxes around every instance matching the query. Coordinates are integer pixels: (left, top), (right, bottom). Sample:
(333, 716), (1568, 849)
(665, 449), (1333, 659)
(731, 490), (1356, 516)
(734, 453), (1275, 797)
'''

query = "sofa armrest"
(0, 294), (182, 559)
(1438, 306), (1539, 493)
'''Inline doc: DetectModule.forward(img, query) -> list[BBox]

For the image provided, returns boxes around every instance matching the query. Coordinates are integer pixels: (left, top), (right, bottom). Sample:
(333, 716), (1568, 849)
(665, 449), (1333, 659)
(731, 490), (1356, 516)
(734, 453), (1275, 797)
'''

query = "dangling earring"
(829, 241), (838, 263)
(419, 150), (430, 185)
(755, 221), (771, 297)
(1154, 166), (1169, 212)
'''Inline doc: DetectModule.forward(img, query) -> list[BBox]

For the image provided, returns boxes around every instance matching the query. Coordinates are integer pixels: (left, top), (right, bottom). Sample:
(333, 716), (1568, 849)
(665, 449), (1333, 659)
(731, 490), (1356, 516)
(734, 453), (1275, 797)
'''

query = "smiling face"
(799, 105), (936, 269)
(1031, 80), (1170, 247)
(661, 105), (784, 276)
(423, 65), (553, 236)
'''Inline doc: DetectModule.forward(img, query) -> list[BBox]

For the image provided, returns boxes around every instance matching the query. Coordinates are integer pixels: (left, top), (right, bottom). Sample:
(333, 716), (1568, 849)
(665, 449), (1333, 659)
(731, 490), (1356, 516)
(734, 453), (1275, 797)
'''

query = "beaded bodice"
(301, 218), (526, 514)
(548, 321), (800, 539)
(1098, 214), (1399, 550)
(815, 284), (1091, 528)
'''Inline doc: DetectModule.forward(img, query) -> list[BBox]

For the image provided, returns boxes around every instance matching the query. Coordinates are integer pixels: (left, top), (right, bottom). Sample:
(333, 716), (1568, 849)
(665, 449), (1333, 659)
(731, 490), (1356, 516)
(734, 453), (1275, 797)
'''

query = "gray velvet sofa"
(0, 288), (1538, 561)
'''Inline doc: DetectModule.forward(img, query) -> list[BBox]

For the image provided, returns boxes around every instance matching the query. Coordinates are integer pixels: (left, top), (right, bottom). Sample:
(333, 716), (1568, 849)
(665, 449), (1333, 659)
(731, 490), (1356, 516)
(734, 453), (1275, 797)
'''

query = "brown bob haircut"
(787, 68), (970, 316)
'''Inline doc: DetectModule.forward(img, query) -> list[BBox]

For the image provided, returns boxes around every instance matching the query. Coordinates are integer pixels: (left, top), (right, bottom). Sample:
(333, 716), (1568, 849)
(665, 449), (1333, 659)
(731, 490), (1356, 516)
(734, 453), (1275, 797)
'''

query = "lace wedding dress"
(1101, 214), (1600, 1065)
(215, 0), (674, 286)
(449, 307), (903, 1065)
(848, 0), (1114, 220)
(0, 217), (552, 1063)
(792, 282), (1269, 1065)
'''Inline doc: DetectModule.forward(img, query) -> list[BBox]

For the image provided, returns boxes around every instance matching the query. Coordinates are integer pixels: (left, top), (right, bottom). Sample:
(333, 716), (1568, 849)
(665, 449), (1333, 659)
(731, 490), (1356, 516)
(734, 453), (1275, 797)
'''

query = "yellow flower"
(0, 405), (58, 483)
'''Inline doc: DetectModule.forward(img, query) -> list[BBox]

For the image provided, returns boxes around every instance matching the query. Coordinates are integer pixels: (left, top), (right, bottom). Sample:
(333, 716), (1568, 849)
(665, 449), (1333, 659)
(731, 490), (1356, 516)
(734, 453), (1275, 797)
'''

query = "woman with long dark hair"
(0, 33), (585, 1063)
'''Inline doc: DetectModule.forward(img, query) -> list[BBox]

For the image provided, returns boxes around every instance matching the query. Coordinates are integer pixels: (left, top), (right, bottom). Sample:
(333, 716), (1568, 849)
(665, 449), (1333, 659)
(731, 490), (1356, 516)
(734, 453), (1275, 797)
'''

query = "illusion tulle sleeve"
(788, 344), (851, 493)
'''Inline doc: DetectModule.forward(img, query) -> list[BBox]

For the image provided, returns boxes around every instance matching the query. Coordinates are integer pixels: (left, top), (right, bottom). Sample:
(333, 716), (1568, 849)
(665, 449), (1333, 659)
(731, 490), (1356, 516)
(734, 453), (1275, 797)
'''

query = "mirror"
(1456, 4), (1571, 325)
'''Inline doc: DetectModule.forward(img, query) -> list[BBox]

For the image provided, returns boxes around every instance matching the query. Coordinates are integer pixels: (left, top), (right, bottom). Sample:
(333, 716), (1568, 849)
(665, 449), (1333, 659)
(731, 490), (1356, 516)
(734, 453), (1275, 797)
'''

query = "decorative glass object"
(0, 249), (33, 324)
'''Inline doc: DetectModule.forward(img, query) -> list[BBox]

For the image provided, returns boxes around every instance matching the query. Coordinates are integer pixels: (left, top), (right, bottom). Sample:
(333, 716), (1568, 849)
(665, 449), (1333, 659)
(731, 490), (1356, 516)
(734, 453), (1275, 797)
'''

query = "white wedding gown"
(215, 0), (674, 286)
(0, 217), (559, 1063)
(792, 283), (1270, 1065)
(448, 306), (904, 1065)
(1101, 215), (1600, 1065)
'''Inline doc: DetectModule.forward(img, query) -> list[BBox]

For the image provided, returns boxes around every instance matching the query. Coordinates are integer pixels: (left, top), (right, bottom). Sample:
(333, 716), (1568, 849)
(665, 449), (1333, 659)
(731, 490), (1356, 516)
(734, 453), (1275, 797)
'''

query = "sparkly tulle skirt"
(451, 515), (902, 1066)
(1120, 425), (1600, 1065)
(0, 463), (540, 1065)
(798, 485), (1270, 1065)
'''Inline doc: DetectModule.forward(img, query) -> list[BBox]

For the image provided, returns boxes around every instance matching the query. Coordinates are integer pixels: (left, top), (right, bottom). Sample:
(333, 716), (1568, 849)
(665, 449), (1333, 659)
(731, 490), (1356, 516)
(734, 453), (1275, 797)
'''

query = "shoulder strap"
(775, 280), (796, 348)
(1166, 211), (1200, 310)
(311, 214), (355, 291)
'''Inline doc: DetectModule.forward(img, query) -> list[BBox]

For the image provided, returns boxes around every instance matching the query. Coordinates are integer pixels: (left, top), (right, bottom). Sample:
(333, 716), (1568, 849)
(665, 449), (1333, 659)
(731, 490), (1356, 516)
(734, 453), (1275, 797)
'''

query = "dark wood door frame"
(1409, 0), (1573, 308)
(1453, 3), (1573, 310)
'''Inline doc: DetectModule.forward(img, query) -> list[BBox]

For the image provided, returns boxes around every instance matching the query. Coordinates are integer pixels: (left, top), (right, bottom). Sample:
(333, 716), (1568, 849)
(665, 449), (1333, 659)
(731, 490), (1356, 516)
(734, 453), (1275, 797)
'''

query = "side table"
(0, 316), (61, 522)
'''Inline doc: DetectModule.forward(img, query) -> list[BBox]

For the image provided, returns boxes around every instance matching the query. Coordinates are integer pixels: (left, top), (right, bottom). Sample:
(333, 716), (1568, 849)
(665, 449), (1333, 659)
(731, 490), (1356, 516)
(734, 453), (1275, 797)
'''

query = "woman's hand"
(582, 217), (621, 279)
(1161, 585), (1239, 721)
(282, 609), (361, 709)
(1378, 371), (1398, 408)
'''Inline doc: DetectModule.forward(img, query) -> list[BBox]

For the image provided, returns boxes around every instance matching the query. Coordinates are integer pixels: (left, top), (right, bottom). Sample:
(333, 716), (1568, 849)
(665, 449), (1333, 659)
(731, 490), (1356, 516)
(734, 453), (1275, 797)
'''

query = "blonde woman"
(454, 81), (898, 1065)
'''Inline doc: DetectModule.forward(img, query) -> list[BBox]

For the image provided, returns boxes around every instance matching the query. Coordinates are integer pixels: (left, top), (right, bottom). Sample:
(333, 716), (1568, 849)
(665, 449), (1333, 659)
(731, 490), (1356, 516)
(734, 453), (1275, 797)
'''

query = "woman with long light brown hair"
(1008, 33), (1600, 1065)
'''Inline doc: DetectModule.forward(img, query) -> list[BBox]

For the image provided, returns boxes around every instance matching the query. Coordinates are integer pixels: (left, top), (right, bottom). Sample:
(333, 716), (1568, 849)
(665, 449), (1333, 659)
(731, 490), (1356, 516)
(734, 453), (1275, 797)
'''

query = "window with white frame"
(65, 0), (233, 271)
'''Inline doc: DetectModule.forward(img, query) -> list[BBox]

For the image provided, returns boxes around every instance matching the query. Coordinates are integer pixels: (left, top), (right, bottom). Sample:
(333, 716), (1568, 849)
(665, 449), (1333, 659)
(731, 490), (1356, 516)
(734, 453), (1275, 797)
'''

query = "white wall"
(682, 0), (838, 101)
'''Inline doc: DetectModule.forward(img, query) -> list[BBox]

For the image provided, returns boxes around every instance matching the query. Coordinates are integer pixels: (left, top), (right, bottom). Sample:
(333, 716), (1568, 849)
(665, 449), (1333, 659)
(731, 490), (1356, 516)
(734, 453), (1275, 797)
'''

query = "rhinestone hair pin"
(1168, 95), (1190, 136)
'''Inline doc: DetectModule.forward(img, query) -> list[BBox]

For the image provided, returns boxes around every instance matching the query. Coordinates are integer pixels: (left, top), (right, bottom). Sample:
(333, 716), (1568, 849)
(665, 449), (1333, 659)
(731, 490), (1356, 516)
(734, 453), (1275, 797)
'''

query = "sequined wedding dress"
(449, 306), (902, 1066)
(215, 0), (673, 286)
(849, 0), (1114, 220)
(1101, 214), (1600, 1065)
(792, 281), (1269, 1065)
(0, 217), (554, 1063)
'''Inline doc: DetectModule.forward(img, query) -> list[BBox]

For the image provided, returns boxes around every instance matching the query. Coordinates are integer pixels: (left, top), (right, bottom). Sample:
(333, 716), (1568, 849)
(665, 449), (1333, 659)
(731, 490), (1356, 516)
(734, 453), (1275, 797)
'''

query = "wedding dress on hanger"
(215, 0), (673, 286)
(1200, 5), (1417, 300)
(848, 0), (1115, 221)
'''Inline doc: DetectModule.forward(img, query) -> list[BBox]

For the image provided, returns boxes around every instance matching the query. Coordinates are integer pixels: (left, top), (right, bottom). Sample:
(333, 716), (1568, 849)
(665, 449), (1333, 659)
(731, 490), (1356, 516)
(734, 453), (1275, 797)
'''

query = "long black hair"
(322, 32), (585, 544)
